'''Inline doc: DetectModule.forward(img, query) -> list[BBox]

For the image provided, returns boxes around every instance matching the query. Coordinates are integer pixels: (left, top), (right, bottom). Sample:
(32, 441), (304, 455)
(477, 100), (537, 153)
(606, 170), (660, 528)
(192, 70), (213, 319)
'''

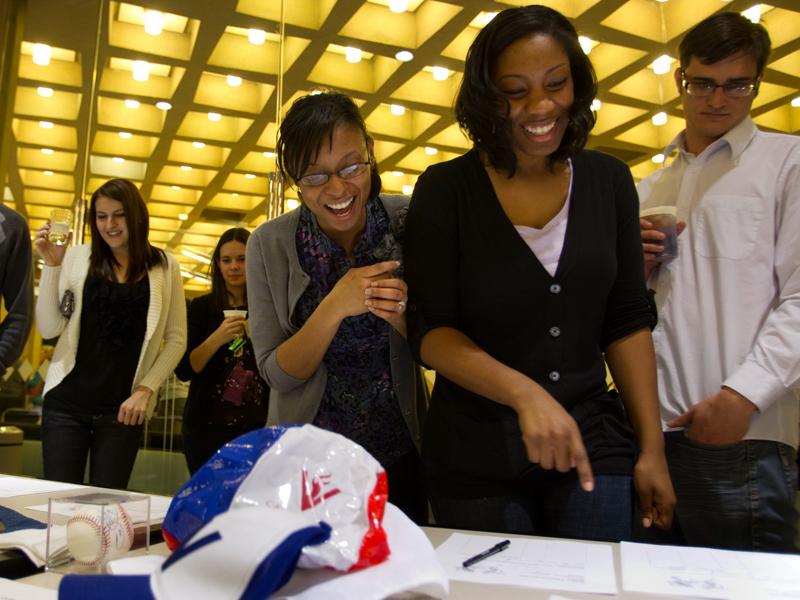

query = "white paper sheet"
(436, 533), (617, 595)
(0, 476), (85, 498)
(27, 494), (172, 524)
(0, 578), (57, 600)
(621, 541), (800, 600)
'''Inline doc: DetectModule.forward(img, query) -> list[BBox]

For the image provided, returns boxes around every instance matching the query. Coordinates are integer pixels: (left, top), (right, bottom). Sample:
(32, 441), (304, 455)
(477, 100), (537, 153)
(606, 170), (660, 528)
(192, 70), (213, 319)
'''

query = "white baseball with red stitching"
(66, 503), (134, 565)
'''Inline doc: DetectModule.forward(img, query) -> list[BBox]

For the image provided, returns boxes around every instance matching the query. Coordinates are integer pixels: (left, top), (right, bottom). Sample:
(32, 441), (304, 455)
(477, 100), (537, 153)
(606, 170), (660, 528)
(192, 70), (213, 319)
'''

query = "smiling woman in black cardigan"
(404, 5), (675, 542)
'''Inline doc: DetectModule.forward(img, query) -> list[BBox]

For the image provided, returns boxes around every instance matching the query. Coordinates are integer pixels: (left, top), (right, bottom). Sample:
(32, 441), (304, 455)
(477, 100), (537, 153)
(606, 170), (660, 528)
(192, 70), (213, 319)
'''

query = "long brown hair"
(88, 178), (165, 281)
(208, 227), (250, 313)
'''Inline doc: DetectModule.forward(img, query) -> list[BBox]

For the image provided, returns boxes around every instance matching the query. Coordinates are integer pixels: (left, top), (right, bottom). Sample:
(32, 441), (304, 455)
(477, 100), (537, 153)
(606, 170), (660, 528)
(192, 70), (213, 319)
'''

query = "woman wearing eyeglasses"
(245, 92), (427, 523)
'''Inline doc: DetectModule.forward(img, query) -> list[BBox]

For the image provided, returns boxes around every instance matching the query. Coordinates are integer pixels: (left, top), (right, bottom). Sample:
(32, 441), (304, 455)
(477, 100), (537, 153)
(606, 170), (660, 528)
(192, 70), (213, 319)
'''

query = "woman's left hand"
(118, 386), (152, 425)
(633, 449), (676, 530)
(365, 277), (408, 337)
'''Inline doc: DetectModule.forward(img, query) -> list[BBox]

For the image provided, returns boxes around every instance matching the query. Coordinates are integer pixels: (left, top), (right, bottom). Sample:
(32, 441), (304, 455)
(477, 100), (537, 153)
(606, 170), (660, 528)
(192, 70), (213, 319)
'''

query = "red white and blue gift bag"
(162, 425), (390, 572)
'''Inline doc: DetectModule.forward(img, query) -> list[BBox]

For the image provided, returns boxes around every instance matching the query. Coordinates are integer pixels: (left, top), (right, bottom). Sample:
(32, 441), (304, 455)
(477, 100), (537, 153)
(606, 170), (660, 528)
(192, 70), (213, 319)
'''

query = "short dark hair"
(88, 178), (165, 282)
(679, 12), (771, 76)
(209, 227), (250, 312)
(276, 91), (381, 199)
(455, 5), (597, 175)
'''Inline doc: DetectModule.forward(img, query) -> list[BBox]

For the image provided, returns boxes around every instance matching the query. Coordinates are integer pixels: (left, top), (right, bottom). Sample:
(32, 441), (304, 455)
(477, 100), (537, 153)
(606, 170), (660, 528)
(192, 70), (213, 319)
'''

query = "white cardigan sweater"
(36, 245), (187, 417)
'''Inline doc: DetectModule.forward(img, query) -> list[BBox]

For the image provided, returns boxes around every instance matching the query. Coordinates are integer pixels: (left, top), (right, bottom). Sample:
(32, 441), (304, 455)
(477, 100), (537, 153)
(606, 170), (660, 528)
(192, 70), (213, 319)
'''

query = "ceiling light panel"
(111, 3), (195, 61)
(13, 87), (81, 120)
(93, 131), (159, 158)
(192, 72), (274, 113)
(11, 118), (77, 148)
(16, 147), (78, 172)
(176, 112), (255, 143)
(96, 97), (166, 133)
(167, 141), (231, 168)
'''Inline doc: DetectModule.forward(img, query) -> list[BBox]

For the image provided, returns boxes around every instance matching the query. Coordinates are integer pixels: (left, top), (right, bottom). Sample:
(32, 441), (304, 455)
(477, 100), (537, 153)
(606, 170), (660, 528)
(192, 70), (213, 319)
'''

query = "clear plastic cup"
(641, 205), (678, 262)
(48, 208), (73, 246)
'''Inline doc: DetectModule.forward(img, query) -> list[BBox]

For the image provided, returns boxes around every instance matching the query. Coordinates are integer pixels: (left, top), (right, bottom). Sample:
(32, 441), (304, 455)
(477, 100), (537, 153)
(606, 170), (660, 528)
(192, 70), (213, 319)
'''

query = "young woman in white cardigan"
(34, 178), (186, 489)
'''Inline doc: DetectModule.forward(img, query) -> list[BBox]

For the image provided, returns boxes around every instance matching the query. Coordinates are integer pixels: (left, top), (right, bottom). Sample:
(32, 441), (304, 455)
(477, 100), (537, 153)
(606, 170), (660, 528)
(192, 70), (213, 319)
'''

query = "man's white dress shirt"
(638, 117), (800, 448)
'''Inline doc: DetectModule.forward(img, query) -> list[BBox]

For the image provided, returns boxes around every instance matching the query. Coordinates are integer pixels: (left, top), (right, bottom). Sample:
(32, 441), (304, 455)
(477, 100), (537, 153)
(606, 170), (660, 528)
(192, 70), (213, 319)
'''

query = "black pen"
(462, 539), (510, 568)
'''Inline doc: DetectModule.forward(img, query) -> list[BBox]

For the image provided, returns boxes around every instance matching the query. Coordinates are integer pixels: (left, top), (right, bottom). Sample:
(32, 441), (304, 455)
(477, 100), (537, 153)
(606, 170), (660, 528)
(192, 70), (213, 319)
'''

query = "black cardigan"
(404, 149), (654, 497)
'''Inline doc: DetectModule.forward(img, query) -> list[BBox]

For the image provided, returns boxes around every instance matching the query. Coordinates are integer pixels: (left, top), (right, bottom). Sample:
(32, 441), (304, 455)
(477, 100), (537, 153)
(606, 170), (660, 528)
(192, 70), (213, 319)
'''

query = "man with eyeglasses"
(637, 12), (800, 552)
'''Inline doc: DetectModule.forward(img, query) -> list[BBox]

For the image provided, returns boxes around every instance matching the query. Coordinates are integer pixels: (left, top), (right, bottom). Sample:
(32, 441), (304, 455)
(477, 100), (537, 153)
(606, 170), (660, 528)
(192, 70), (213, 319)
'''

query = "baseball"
(66, 503), (134, 566)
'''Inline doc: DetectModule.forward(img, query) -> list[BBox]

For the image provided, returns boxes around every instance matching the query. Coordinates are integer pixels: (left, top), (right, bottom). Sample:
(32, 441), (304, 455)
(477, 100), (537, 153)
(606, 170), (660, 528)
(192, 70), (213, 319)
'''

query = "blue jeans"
(429, 474), (632, 542)
(637, 432), (798, 552)
(42, 406), (142, 489)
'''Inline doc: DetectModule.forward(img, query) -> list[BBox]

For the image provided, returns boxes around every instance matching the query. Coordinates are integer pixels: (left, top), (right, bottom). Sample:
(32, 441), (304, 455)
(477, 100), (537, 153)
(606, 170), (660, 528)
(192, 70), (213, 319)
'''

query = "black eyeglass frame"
(680, 70), (760, 98)
(297, 159), (373, 188)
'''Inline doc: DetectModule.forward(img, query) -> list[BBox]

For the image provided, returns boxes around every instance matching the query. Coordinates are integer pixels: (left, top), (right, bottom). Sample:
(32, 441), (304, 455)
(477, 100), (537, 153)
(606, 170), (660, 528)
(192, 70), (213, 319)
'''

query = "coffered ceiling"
(3, 0), (799, 290)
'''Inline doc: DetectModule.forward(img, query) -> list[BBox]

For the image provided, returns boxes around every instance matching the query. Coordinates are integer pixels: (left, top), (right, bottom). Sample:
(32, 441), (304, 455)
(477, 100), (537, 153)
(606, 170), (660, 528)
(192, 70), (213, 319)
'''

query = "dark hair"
(88, 178), (165, 281)
(455, 5), (597, 175)
(209, 227), (250, 312)
(276, 91), (381, 199)
(679, 12), (771, 76)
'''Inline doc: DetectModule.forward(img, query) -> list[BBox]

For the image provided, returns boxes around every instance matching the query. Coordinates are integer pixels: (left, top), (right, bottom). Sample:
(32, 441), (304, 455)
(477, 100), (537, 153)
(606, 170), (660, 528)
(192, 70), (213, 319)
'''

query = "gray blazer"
(245, 194), (423, 449)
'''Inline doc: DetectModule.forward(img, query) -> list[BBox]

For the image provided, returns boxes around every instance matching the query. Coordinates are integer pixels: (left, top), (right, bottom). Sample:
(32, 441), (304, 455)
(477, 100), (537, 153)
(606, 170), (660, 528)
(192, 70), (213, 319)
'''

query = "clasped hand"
(328, 260), (408, 333)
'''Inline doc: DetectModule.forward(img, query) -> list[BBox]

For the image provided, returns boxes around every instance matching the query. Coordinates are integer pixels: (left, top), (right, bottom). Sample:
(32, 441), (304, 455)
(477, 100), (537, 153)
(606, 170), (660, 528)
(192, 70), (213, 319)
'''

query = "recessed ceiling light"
(192, 141), (206, 149)
(36, 86), (53, 97)
(226, 74), (242, 87)
(424, 146), (438, 155)
(741, 5), (761, 23)
(651, 112), (668, 126)
(392, 170), (404, 177)
(119, 131), (132, 139)
(388, 0), (408, 12)
(345, 47), (362, 64)
(578, 36), (594, 55)
(431, 66), (449, 81)
(156, 101), (172, 110)
(792, 96), (800, 108)
(310, 89), (322, 96)
(208, 112), (222, 122)
(591, 99), (602, 111)
(143, 10), (164, 36)
(132, 60), (149, 82)
(248, 29), (266, 45)
(390, 104), (405, 116)
(41, 148), (54, 155)
(652, 153), (666, 164)
(395, 50), (413, 62)
(112, 156), (125, 163)
(178, 213), (188, 221)
(180, 165), (192, 171)
(32, 43), (51, 66)
(286, 199), (300, 211)
(263, 151), (276, 158)
(181, 248), (211, 264)
(43, 170), (54, 176)
(245, 173), (256, 179)
(651, 55), (673, 75)
(171, 185), (181, 190)
(124, 99), (140, 109)
(232, 192), (239, 197)
(39, 121), (54, 129)
(402, 184), (414, 195)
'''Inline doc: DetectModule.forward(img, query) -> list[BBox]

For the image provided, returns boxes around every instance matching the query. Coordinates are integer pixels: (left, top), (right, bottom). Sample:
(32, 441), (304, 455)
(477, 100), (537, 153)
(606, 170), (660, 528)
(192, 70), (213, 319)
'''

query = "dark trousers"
(385, 449), (428, 525)
(636, 432), (798, 552)
(41, 406), (142, 489)
(428, 474), (633, 542)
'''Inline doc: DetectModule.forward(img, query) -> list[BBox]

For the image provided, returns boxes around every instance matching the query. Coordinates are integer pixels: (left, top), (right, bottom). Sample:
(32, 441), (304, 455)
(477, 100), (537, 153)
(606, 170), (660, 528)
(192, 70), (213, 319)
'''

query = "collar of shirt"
(664, 116), (757, 164)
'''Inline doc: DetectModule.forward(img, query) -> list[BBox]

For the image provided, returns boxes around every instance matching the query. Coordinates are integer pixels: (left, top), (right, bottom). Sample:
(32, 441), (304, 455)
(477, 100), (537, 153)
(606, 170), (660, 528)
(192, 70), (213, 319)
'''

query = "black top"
(45, 274), (149, 415)
(404, 149), (654, 497)
(175, 294), (269, 430)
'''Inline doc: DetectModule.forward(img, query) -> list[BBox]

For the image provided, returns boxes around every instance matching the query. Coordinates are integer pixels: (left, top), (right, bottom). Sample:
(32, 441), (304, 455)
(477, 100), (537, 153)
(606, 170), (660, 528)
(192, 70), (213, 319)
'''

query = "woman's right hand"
(514, 389), (595, 492)
(34, 222), (70, 267)
(211, 316), (246, 347)
(324, 260), (401, 320)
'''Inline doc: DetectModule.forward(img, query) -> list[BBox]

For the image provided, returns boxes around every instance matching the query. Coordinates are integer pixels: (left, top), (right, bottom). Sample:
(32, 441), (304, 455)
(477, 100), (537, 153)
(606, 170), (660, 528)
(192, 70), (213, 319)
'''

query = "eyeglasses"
(681, 71), (759, 98)
(298, 160), (371, 187)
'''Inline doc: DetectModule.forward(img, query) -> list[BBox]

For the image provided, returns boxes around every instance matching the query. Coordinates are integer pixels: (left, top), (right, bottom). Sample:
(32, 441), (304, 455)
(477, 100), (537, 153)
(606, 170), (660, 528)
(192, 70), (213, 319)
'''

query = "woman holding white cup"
(34, 178), (187, 489)
(175, 227), (269, 474)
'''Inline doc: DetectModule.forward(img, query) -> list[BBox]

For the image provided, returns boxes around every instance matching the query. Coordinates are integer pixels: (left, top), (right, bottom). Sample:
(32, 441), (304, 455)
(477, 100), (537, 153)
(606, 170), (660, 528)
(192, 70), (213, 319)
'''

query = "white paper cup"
(223, 309), (247, 319)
